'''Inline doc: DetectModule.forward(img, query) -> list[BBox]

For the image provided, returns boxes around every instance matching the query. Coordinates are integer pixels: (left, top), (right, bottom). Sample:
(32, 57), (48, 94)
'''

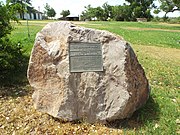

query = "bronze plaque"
(69, 42), (103, 72)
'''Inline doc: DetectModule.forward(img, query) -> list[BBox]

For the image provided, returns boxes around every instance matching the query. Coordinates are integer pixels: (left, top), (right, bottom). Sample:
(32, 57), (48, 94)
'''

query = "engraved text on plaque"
(69, 42), (103, 72)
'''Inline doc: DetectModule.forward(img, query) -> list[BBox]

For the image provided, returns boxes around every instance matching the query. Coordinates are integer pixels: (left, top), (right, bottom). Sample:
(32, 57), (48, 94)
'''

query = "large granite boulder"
(27, 21), (150, 123)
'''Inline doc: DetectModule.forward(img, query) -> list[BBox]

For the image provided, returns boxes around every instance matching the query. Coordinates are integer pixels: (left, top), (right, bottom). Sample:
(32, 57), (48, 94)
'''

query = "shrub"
(0, 2), (25, 84)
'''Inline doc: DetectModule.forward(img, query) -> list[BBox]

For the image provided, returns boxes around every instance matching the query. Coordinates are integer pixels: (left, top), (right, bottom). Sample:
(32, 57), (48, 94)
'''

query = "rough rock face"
(27, 21), (150, 123)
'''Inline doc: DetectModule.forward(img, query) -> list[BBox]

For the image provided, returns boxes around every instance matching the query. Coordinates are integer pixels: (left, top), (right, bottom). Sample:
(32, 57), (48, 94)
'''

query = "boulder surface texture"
(27, 21), (149, 123)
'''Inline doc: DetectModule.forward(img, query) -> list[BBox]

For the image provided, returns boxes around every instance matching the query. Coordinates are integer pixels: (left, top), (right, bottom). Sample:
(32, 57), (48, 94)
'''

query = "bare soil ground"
(123, 27), (180, 32)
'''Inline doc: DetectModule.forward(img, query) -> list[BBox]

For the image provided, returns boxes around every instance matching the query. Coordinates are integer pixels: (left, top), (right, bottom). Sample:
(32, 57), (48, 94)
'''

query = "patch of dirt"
(133, 45), (180, 65)
(73, 21), (87, 25)
(124, 27), (180, 32)
(158, 23), (180, 27)
(73, 21), (103, 26)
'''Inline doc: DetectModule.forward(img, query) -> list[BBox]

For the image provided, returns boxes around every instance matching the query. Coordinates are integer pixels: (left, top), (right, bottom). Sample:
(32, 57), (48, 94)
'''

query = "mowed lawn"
(0, 20), (179, 134)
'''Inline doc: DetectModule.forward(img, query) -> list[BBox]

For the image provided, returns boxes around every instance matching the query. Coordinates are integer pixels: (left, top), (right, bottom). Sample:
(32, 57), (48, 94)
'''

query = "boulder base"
(27, 22), (149, 123)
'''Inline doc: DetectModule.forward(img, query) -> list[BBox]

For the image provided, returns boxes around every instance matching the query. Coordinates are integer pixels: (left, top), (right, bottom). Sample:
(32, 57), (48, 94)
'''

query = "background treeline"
(81, 2), (152, 21)
(81, 0), (180, 21)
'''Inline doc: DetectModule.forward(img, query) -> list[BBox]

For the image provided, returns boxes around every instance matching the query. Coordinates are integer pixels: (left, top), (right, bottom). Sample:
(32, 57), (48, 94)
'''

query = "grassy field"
(0, 20), (179, 134)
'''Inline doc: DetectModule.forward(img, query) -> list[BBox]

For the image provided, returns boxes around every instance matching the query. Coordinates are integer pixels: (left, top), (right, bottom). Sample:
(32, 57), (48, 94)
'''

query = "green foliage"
(44, 3), (56, 18)
(81, 3), (112, 21)
(101, 2), (112, 20)
(0, 2), (25, 84)
(60, 10), (70, 18)
(81, 5), (94, 20)
(47, 8), (56, 18)
(6, 0), (32, 19)
(81, 1), (154, 21)
(0, 38), (25, 81)
(152, 17), (180, 23)
(112, 5), (132, 21)
(0, 1), (19, 37)
(7, 0), (32, 5)
(0, 1), (18, 42)
(0, 4), (12, 37)
(155, 0), (180, 19)
(125, 0), (154, 20)
(168, 17), (180, 23)
(151, 16), (161, 22)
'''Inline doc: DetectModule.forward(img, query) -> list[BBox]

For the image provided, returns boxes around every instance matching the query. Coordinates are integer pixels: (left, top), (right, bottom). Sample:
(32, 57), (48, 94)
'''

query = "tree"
(81, 1), (154, 21)
(154, 0), (180, 19)
(112, 4), (132, 21)
(81, 5), (95, 20)
(47, 8), (56, 18)
(60, 10), (70, 18)
(94, 6), (104, 20)
(8, 0), (32, 4)
(125, 0), (154, 21)
(81, 3), (112, 21)
(102, 2), (112, 20)
(84, 5), (95, 20)
(7, 0), (32, 19)
(44, 3), (56, 19)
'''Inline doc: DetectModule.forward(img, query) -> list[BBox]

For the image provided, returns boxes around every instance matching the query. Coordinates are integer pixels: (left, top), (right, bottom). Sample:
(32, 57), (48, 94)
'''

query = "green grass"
(10, 20), (52, 56)
(0, 21), (179, 134)
(132, 45), (179, 134)
(84, 21), (180, 30)
(80, 21), (180, 49)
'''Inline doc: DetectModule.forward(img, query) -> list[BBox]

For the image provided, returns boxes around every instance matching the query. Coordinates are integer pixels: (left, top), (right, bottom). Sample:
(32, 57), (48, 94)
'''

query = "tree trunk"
(20, 0), (24, 19)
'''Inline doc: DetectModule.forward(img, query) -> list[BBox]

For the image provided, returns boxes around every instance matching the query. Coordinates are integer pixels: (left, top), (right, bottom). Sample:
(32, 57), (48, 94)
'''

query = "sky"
(2, 0), (180, 18)
(32, 0), (126, 17)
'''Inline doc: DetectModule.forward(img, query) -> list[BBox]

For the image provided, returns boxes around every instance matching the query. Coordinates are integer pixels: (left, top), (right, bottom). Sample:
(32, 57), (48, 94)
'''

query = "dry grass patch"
(158, 23), (180, 27)
(123, 27), (180, 32)
(133, 45), (180, 65)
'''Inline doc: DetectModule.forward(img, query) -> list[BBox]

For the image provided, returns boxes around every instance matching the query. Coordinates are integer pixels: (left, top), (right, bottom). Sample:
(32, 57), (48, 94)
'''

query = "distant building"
(65, 14), (79, 21)
(136, 18), (147, 22)
(16, 1), (43, 20)
(17, 10), (43, 20)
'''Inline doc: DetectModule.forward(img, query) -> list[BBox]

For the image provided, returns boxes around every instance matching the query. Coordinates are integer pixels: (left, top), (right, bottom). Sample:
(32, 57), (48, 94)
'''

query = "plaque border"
(69, 42), (103, 73)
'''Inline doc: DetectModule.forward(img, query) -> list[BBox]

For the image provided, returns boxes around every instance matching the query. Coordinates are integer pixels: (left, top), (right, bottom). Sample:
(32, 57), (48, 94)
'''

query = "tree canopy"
(81, 1), (154, 21)
(81, 3), (112, 21)
(44, 3), (56, 18)
(6, 0), (32, 19)
(125, 0), (154, 20)
(7, 0), (32, 5)
(60, 10), (70, 18)
(154, 0), (180, 18)
(111, 4), (132, 21)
